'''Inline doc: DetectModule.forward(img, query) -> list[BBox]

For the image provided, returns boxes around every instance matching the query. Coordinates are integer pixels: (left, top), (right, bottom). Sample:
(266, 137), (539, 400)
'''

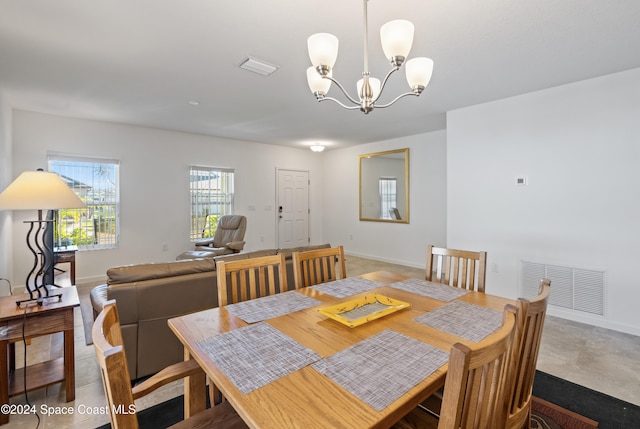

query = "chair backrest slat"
(292, 246), (346, 289)
(217, 254), (287, 306)
(427, 245), (487, 292)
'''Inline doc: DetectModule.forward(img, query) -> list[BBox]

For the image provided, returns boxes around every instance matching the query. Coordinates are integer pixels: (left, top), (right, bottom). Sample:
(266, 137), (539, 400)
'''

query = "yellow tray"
(318, 294), (411, 328)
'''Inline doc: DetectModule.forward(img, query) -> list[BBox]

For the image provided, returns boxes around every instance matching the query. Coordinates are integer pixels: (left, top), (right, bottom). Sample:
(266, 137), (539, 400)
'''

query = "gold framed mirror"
(359, 148), (409, 223)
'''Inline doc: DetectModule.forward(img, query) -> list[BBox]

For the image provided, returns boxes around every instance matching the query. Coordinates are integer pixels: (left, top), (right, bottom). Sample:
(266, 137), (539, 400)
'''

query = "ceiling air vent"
(238, 57), (278, 76)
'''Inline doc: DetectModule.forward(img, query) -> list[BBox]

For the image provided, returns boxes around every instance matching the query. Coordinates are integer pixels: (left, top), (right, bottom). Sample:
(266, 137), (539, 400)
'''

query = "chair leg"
(209, 380), (223, 405)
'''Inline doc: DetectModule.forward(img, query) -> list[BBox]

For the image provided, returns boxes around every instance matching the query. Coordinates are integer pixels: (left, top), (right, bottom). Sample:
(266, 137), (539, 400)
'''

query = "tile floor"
(5, 255), (640, 428)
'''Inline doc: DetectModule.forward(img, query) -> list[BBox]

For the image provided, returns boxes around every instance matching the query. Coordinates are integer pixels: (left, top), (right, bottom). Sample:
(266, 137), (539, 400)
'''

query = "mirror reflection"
(359, 148), (409, 223)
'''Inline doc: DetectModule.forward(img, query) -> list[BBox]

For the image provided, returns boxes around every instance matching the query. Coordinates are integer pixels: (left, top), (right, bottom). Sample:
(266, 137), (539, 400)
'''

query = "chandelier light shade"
(307, 33), (339, 69)
(380, 20), (414, 63)
(307, 66), (333, 95)
(309, 145), (326, 152)
(357, 77), (381, 101)
(306, 0), (433, 114)
(0, 169), (86, 306)
(405, 57), (434, 89)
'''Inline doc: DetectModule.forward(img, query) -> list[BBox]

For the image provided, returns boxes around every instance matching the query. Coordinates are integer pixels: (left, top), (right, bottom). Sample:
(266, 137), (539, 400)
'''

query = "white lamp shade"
(0, 170), (86, 210)
(357, 77), (381, 100)
(405, 57), (434, 88)
(309, 145), (325, 152)
(307, 67), (332, 94)
(307, 33), (339, 68)
(380, 20), (414, 60)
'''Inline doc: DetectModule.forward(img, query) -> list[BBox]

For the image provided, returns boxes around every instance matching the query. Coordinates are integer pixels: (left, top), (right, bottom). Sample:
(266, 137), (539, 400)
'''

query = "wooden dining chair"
(393, 304), (519, 429)
(93, 300), (247, 429)
(505, 279), (551, 429)
(426, 245), (487, 292)
(292, 245), (346, 289)
(216, 253), (287, 306)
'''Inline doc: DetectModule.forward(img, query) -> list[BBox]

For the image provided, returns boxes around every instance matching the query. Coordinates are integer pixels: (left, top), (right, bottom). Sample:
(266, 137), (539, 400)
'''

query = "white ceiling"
(1, 0), (639, 151)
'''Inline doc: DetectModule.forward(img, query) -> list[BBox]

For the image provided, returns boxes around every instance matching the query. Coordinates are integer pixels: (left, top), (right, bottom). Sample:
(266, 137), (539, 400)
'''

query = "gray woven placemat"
(312, 329), (448, 411)
(197, 322), (321, 394)
(226, 290), (322, 323)
(414, 300), (503, 342)
(389, 278), (469, 302)
(310, 277), (383, 298)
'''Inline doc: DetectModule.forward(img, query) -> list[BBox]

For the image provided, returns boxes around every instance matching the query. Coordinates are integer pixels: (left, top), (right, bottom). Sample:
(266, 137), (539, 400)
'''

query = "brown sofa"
(89, 244), (330, 380)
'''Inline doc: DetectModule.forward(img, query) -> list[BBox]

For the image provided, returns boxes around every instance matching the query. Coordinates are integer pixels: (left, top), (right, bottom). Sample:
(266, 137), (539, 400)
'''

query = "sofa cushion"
(176, 250), (220, 260)
(107, 258), (217, 284)
(232, 248), (277, 259)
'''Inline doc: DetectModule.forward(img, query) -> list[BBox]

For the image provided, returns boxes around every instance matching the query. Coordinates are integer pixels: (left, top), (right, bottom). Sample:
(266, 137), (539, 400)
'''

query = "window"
(379, 177), (397, 220)
(48, 156), (119, 250)
(190, 166), (234, 240)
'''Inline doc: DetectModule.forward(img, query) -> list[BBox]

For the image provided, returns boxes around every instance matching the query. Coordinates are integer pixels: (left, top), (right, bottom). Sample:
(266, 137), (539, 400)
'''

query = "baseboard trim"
(547, 306), (640, 337)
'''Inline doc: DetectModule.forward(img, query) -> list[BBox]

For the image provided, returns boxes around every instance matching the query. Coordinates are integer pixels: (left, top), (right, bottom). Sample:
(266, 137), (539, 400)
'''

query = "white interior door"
(277, 169), (309, 249)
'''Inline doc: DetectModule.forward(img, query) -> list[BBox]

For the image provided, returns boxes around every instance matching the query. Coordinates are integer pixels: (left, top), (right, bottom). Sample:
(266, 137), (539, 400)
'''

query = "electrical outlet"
(162, 243), (168, 252)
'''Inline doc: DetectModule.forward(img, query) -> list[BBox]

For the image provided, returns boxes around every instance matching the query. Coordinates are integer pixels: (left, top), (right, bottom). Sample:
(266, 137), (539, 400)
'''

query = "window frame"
(189, 166), (235, 241)
(378, 177), (397, 220)
(47, 155), (120, 251)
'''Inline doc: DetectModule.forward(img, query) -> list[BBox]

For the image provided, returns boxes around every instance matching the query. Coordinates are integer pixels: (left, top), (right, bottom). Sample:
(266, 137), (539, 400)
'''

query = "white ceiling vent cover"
(520, 260), (605, 316)
(238, 57), (278, 76)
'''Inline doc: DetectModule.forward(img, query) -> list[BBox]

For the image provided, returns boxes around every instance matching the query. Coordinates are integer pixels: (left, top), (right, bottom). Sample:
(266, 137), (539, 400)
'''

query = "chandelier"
(306, 0), (433, 114)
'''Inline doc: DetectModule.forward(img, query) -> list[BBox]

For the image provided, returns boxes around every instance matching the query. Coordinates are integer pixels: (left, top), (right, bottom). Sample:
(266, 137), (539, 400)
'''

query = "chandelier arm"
(372, 66), (401, 103)
(373, 91), (418, 109)
(318, 96), (363, 110)
(324, 76), (361, 105)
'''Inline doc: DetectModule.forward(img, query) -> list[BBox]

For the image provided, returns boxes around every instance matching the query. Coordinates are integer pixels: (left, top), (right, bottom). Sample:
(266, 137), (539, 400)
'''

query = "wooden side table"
(0, 286), (79, 425)
(54, 246), (77, 286)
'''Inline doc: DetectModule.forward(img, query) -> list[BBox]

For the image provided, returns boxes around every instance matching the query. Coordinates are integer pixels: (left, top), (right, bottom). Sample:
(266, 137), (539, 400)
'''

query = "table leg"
(183, 347), (206, 418)
(64, 323), (75, 402)
(70, 260), (76, 286)
(209, 381), (222, 405)
(0, 340), (8, 425)
(7, 343), (14, 373)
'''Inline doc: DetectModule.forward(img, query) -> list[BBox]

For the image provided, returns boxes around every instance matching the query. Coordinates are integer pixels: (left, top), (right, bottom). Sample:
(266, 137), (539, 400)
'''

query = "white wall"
(447, 67), (640, 335)
(8, 111), (324, 286)
(323, 131), (447, 268)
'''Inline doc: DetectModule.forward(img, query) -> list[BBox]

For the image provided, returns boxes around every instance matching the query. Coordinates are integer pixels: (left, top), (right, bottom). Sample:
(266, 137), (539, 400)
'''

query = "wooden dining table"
(168, 271), (515, 429)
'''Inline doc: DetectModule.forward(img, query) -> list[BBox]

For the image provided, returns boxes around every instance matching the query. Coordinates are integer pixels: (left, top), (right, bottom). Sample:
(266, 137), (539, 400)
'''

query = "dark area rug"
(95, 395), (185, 429)
(532, 371), (640, 429)
(95, 371), (640, 429)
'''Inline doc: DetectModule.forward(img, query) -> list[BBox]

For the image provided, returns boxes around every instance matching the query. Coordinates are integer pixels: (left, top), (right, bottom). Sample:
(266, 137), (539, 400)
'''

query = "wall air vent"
(520, 260), (605, 316)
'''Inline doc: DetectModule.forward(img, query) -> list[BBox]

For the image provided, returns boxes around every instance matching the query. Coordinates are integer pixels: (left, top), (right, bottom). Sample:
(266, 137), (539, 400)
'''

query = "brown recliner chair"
(192, 214), (247, 257)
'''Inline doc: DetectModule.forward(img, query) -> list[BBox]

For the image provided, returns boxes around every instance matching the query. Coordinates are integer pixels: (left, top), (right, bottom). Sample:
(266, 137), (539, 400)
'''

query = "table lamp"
(0, 169), (86, 306)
